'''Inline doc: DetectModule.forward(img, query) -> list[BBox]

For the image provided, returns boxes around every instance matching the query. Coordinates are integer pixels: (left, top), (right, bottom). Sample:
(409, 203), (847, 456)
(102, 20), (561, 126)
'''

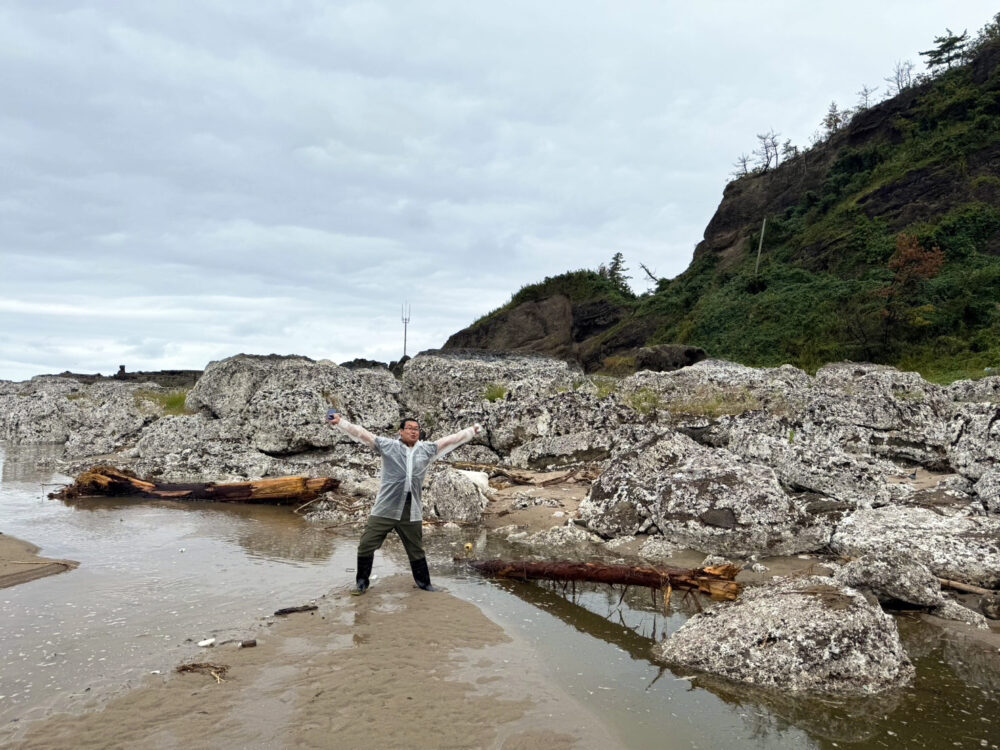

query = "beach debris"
(464, 559), (742, 601)
(197, 638), (216, 647)
(176, 662), (229, 683)
(238, 639), (257, 648)
(274, 604), (319, 616)
(51, 465), (339, 505)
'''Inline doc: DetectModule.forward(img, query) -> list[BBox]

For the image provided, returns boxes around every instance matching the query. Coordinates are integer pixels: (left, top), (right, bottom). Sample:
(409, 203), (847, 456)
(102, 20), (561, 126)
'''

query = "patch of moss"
(483, 383), (508, 403)
(664, 386), (761, 418)
(626, 387), (662, 415)
(134, 389), (193, 416)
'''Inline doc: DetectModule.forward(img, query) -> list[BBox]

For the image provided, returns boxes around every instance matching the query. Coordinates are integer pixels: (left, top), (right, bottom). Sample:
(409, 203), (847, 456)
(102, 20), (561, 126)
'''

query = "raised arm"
(433, 423), (482, 459)
(329, 414), (377, 449)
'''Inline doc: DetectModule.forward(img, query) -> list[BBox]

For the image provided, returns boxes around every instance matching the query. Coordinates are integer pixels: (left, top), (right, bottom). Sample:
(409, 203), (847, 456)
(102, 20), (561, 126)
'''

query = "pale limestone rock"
(654, 576), (914, 695)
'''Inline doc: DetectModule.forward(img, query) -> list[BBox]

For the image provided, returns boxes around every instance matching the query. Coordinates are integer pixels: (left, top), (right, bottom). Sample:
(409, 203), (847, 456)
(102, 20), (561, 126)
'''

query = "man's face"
(399, 421), (420, 446)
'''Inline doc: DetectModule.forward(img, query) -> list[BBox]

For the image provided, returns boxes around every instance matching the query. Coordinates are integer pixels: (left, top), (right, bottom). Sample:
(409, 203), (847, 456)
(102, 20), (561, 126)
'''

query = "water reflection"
(466, 565), (1000, 749)
(58, 496), (340, 564)
(0, 442), (66, 483)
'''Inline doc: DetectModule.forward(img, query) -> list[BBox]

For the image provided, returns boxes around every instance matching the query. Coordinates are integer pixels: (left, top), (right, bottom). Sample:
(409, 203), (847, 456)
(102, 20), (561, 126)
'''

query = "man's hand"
(472, 423), (482, 435)
(327, 413), (342, 427)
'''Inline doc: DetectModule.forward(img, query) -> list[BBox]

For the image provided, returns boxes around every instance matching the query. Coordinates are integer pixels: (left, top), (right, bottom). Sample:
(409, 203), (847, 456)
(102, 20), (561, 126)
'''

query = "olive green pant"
(357, 495), (425, 562)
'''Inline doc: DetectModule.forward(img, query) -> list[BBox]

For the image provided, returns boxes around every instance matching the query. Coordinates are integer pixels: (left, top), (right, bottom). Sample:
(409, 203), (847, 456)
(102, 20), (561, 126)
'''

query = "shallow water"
(2, 443), (999, 749)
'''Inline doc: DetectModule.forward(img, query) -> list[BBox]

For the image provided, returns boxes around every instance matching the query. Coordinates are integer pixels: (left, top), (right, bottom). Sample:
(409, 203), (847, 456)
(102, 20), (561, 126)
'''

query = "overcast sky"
(1, 2), (996, 381)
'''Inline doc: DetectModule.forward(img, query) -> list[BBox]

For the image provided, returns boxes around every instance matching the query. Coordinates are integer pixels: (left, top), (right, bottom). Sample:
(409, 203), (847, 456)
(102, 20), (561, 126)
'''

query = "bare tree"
(732, 153), (752, 178)
(752, 130), (781, 172)
(638, 262), (659, 284)
(884, 59), (915, 95)
(856, 84), (879, 109)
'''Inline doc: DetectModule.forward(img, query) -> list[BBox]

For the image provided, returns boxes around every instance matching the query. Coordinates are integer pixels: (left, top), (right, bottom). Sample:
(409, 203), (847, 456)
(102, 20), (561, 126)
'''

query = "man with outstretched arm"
(327, 413), (481, 594)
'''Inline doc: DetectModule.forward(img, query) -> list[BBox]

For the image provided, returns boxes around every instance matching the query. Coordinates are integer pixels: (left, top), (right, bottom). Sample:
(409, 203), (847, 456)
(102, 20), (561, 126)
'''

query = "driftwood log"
(51, 466), (339, 505)
(466, 559), (742, 601)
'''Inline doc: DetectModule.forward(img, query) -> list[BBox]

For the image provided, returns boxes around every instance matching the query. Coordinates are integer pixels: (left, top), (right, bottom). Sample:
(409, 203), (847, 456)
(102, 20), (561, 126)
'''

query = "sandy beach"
(0, 533), (76, 590)
(8, 574), (622, 750)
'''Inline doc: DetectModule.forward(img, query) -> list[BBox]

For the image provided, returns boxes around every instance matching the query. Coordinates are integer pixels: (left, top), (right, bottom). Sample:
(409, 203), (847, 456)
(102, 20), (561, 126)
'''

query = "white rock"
(655, 576), (914, 695)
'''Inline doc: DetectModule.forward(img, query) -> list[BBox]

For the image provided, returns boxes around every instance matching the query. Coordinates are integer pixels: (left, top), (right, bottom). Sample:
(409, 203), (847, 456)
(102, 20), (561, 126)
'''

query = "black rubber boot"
(410, 557), (438, 592)
(352, 554), (374, 595)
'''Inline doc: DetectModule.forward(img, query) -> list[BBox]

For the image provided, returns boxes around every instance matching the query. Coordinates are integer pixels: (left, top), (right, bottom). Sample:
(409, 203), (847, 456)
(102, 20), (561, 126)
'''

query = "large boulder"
(186, 354), (401, 455)
(0, 377), (184, 458)
(400, 351), (580, 431)
(831, 506), (1000, 588)
(124, 415), (275, 481)
(490, 390), (640, 461)
(578, 430), (829, 556)
(945, 374), (1000, 403)
(947, 402), (1000, 482)
(654, 576), (914, 695)
(974, 469), (1000, 513)
(423, 468), (490, 523)
(630, 344), (707, 372)
(0, 377), (82, 444)
(833, 551), (944, 608)
(63, 381), (163, 457)
(718, 417), (914, 508)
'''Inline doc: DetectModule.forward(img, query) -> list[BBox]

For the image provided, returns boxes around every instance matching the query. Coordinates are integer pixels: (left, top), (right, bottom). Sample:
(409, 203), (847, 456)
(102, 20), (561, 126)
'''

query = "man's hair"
(399, 417), (420, 430)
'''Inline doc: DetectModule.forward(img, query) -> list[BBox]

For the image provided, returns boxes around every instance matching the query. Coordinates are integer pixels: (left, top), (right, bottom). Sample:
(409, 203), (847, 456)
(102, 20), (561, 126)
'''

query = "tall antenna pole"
(754, 217), (767, 277)
(401, 301), (411, 358)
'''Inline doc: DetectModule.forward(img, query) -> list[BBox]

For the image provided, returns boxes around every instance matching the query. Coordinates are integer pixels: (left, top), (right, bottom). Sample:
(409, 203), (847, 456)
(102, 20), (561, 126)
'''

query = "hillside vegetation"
(451, 26), (1000, 383)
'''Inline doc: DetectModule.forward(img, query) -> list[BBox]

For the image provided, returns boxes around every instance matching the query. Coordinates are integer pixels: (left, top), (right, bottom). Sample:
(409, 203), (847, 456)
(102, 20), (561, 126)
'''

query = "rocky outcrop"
(831, 506), (1000, 588)
(187, 354), (401, 453)
(400, 351), (580, 426)
(654, 577), (915, 695)
(0, 377), (80, 444)
(1, 377), (175, 455)
(578, 429), (829, 556)
(442, 296), (579, 361)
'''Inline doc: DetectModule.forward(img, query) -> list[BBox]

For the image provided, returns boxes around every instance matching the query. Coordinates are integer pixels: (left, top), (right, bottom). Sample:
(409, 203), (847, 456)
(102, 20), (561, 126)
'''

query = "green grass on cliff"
(462, 43), (1000, 382)
(472, 270), (633, 330)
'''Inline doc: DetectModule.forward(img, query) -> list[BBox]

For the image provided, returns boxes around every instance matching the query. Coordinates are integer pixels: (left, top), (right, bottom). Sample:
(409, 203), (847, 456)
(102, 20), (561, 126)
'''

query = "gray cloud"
(2, 2), (997, 379)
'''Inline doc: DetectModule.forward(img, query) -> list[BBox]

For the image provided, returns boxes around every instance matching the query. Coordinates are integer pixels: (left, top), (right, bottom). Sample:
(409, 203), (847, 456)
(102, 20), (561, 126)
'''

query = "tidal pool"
(1, 443), (998, 749)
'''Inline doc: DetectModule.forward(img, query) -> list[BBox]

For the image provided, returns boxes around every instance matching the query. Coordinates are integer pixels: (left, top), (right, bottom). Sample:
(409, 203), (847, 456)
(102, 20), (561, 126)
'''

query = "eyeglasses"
(401, 425), (420, 432)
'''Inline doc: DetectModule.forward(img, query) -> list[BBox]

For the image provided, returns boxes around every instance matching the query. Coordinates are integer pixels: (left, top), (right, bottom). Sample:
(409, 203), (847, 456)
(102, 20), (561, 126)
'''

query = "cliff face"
(447, 39), (1000, 380)
(442, 272), (640, 371)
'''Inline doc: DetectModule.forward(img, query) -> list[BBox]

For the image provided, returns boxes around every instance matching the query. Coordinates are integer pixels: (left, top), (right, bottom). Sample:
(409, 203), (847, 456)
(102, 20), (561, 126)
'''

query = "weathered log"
(449, 462), (600, 486)
(465, 559), (742, 601)
(937, 577), (995, 596)
(51, 466), (339, 505)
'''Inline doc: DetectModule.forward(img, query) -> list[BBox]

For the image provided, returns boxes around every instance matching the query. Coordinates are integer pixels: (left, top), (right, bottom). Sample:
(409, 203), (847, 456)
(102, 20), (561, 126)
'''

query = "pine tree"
(920, 28), (968, 70)
(607, 252), (632, 296)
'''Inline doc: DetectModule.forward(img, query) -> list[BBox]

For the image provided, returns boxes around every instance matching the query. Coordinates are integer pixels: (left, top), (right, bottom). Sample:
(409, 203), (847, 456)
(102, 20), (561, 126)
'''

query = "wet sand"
(9, 576), (622, 750)
(0, 532), (76, 590)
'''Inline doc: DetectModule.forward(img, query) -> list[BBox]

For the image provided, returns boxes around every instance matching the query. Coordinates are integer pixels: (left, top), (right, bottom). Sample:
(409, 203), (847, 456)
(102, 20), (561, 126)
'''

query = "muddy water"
(2, 443), (1000, 749)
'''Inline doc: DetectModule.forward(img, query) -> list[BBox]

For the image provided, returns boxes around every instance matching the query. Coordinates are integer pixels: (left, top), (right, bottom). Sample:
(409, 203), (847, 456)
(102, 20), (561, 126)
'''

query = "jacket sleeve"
(335, 418), (378, 449)
(433, 423), (481, 460)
